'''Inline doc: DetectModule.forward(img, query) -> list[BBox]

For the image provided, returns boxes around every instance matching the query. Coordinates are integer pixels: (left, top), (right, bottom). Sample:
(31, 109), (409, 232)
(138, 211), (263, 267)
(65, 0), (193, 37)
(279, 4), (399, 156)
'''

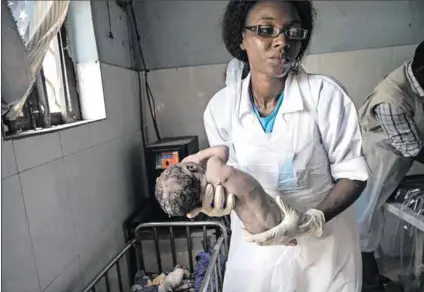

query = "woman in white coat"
(187, 1), (369, 291)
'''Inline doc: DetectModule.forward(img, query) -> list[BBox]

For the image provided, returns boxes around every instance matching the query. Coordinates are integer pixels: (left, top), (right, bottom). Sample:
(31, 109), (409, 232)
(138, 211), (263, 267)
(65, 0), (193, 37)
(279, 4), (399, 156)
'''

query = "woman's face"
(241, 1), (303, 78)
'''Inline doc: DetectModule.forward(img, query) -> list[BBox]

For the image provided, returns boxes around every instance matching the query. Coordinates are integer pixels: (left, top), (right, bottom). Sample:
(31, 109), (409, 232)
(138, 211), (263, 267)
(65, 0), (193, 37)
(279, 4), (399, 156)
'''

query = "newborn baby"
(155, 145), (283, 234)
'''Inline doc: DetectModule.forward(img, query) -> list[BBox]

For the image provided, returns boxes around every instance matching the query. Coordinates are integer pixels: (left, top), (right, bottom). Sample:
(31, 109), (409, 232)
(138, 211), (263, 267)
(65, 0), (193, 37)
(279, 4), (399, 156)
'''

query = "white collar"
(238, 69), (305, 118)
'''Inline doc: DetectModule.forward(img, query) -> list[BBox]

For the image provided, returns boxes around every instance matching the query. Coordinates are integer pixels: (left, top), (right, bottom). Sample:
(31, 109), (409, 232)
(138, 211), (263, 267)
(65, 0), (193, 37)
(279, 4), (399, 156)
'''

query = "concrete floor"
(383, 282), (403, 292)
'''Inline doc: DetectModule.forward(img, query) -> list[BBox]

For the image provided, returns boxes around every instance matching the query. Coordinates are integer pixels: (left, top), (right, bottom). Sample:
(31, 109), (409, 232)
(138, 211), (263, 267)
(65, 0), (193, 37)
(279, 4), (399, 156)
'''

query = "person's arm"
(316, 83), (369, 222)
(204, 156), (233, 185)
(374, 103), (423, 163)
(316, 179), (366, 222)
(194, 145), (230, 164)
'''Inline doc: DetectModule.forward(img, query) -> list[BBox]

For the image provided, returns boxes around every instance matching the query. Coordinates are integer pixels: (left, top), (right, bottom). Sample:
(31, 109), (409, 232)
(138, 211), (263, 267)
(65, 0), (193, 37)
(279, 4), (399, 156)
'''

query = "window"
(3, 23), (82, 137)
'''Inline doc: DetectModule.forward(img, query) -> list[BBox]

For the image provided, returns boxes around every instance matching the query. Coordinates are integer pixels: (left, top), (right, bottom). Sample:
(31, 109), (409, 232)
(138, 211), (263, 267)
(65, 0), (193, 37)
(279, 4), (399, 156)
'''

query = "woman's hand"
(244, 196), (325, 246)
(186, 184), (235, 219)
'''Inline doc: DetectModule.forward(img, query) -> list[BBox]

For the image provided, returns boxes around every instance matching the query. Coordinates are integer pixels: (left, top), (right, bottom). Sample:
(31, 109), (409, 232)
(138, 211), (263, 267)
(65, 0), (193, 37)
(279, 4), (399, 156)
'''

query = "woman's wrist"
(316, 179), (366, 222)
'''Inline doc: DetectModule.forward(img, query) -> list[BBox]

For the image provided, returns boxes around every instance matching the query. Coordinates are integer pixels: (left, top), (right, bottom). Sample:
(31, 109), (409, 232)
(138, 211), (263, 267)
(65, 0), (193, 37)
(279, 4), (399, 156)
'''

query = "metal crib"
(81, 221), (229, 292)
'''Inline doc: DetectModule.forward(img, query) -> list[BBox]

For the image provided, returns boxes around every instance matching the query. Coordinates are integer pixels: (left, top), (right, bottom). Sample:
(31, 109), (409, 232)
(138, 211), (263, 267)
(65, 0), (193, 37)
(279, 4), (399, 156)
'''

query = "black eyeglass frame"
(244, 25), (308, 40)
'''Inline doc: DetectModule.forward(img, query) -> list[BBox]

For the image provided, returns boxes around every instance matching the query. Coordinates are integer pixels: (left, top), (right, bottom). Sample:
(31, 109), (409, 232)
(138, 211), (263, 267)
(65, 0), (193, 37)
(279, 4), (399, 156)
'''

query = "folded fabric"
(131, 284), (159, 292)
(150, 273), (167, 286)
(192, 248), (226, 292)
(131, 245), (227, 292)
(132, 265), (194, 292)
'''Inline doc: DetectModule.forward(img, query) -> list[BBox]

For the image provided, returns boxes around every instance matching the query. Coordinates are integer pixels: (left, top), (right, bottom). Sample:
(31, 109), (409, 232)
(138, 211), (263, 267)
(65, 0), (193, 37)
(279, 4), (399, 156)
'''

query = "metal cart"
(81, 221), (229, 292)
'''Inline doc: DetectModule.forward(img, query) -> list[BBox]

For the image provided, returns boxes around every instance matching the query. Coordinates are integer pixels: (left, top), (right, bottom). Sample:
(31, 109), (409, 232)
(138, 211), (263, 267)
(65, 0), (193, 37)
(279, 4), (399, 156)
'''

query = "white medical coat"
(203, 69), (369, 292)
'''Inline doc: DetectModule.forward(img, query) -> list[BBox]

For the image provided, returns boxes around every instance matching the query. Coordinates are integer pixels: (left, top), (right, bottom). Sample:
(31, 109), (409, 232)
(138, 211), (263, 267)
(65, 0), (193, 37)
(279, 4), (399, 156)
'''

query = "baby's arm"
(205, 157), (282, 233)
(184, 145), (229, 165)
(204, 156), (234, 186)
(197, 145), (229, 163)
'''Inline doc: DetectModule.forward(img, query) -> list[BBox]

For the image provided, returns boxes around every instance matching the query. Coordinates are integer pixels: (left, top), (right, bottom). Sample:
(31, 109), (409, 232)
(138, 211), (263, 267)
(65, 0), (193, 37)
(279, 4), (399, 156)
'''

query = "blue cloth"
(139, 286), (159, 292)
(249, 81), (284, 133)
(193, 248), (226, 292)
(130, 284), (159, 292)
(132, 270), (159, 292)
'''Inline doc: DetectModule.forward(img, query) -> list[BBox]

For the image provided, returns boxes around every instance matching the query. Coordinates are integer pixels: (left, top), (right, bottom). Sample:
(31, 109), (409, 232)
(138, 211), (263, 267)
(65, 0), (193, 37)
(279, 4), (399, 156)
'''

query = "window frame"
(2, 22), (82, 137)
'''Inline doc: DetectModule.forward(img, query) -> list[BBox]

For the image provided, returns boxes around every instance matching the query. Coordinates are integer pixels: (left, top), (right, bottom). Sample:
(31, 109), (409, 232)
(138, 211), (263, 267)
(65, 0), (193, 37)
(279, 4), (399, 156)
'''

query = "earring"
(291, 59), (300, 73)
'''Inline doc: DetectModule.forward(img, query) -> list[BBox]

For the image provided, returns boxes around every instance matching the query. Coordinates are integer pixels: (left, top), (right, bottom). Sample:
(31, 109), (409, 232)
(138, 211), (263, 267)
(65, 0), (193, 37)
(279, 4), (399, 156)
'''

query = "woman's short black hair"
(222, 0), (316, 66)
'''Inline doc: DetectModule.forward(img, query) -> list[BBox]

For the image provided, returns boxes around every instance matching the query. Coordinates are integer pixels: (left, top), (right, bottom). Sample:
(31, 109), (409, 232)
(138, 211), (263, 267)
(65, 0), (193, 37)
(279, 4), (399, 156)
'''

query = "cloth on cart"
(131, 284), (158, 292)
(131, 247), (225, 292)
(131, 265), (194, 292)
(193, 247), (226, 292)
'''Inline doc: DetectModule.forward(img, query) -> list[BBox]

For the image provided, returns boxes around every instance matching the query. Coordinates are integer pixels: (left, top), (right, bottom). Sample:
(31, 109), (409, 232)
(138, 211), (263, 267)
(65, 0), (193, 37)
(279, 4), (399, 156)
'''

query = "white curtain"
(1, 0), (70, 120)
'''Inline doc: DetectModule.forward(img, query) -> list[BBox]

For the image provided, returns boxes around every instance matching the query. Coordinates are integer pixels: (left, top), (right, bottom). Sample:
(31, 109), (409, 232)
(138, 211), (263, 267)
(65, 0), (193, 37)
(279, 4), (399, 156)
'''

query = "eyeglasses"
(244, 25), (308, 40)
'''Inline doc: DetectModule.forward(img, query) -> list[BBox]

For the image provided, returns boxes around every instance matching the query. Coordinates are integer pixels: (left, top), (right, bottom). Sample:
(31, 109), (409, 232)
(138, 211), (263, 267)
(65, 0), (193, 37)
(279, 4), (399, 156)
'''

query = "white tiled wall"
(1, 64), (143, 292)
(143, 44), (423, 174)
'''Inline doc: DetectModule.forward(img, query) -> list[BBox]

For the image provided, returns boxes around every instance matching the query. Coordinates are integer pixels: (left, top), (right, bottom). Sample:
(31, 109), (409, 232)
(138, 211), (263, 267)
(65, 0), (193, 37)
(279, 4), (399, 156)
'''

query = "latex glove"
(186, 184), (235, 219)
(244, 195), (325, 246)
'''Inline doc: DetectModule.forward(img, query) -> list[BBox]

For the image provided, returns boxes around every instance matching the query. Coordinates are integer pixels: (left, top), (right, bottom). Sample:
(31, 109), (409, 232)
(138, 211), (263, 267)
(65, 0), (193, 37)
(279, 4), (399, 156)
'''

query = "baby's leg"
(204, 160), (282, 233)
(234, 189), (283, 234)
(258, 191), (283, 229)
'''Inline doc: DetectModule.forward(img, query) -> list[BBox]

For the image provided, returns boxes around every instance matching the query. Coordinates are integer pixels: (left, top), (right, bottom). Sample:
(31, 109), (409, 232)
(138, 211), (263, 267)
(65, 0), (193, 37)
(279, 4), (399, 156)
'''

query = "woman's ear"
(186, 162), (198, 172)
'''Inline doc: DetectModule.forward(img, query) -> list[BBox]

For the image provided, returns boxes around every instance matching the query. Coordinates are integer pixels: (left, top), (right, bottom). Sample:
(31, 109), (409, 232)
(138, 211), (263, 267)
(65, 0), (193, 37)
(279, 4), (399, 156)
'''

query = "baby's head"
(155, 162), (205, 217)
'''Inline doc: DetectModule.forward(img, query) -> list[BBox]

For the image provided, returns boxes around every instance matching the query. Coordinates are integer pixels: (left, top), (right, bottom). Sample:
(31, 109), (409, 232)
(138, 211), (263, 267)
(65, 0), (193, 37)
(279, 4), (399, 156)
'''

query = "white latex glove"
(244, 195), (325, 246)
(186, 184), (235, 219)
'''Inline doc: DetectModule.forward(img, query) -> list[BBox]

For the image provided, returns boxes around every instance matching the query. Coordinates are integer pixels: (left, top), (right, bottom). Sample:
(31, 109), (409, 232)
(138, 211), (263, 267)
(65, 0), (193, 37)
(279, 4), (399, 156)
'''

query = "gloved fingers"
(242, 227), (253, 238)
(276, 195), (290, 215)
(313, 228), (323, 238)
(255, 237), (281, 246)
(203, 184), (215, 211)
(244, 233), (261, 243)
(244, 223), (297, 246)
(244, 228), (274, 244)
(254, 237), (277, 246)
(258, 237), (297, 247)
(214, 185), (226, 211)
(299, 209), (319, 233)
(303, 209), (325, 238)
(276, 196), (299, 224)
(243, 226), (260, 243)
(223, 193), (236, 215)
(186, 207), (202, 219)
